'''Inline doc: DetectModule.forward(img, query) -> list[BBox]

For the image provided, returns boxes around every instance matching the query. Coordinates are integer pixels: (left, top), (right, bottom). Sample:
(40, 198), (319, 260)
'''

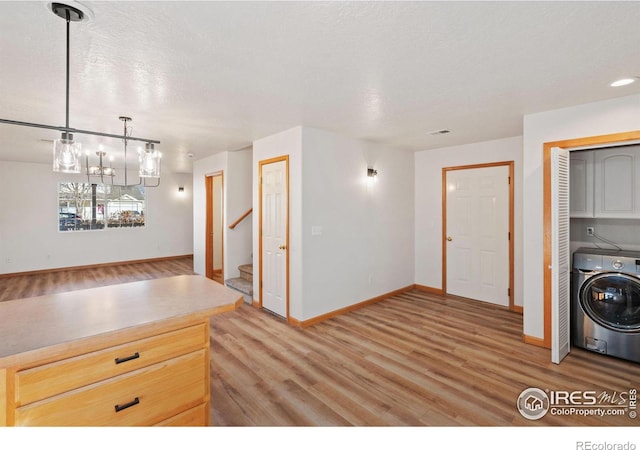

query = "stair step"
(225, 277), (253, 297)
(238, 264), (253, 282)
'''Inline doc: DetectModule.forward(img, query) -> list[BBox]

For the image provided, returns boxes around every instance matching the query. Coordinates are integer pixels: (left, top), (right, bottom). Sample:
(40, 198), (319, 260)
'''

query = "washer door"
(580, 273), (640, 332)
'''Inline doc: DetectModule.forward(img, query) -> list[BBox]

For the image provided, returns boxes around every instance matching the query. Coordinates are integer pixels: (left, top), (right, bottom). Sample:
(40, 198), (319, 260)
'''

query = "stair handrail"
(228, 208), (253, 230)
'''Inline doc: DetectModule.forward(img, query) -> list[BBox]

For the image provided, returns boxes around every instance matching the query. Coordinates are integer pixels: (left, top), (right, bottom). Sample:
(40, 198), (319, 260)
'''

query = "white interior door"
(446, 165), (510, 306)
(260, 159), (288, 318)
(551, 147), (570, 364)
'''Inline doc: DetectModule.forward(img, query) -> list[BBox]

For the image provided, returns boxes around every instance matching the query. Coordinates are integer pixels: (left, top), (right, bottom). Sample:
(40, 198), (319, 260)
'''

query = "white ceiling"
(1, 1), (639, 174)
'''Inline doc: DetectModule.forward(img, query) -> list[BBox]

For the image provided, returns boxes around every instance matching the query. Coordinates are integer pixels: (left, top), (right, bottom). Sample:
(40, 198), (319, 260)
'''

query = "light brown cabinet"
(0, 275), (242, 426)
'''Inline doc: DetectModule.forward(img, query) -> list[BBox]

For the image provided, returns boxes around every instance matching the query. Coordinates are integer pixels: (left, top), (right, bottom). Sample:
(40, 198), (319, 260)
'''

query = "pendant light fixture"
(0, 2), (161, 184)
(52, 3), (83, 174)
(139, 143), (162, 179)
(85, 145), (115, 179)
(83, 116), (162, 187)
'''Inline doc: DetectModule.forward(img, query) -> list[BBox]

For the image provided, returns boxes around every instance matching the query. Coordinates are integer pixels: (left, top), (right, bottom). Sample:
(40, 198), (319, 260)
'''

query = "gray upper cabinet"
(571, 145), (640, 219)
(569, 150), (594, 218)
(594, 146), (640, 219)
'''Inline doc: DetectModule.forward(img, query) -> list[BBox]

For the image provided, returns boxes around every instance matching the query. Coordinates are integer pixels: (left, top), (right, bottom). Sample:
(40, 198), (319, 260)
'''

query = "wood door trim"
(541, 130), (640, 349)
(205, 172), (224, 282)
(258, 155), (290, 319)
(205, 176), (212, 280)
(442, 161), (515, 310)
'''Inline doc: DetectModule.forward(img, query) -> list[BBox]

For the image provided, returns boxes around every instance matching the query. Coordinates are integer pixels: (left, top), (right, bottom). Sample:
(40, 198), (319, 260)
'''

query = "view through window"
(58, 183), (146, 231)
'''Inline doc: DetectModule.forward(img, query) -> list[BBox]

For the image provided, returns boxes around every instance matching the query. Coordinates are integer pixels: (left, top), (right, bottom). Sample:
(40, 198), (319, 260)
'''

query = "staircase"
(225, 264), (253, 304)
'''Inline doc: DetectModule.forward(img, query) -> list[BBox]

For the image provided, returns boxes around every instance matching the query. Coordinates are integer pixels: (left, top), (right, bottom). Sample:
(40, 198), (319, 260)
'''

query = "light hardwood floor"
(210, 290), (640, 426)
(0, 256), (194, 302)
(1, 258), (638, 426)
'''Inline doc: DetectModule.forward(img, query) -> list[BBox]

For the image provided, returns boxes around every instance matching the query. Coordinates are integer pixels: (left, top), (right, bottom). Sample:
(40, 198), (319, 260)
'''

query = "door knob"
(279, 245), (287, 250)
(446, 236), (453, 241)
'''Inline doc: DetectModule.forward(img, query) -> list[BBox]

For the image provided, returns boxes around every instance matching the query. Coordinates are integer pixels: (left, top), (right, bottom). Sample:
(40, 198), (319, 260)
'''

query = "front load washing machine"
(572, 247), (640, 363)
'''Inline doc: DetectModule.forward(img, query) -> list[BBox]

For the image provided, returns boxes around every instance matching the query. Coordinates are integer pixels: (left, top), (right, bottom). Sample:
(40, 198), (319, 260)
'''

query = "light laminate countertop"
(0, 275), (242, 364)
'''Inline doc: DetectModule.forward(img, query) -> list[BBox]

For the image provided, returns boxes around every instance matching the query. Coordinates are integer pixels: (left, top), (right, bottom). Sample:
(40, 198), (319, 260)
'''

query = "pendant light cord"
(123, 118), (128, 186)
(65, 10), (71, 131)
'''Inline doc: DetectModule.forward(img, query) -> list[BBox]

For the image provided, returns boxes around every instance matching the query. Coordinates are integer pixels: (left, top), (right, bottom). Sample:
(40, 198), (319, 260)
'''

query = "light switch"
(311, 226), (323, 236)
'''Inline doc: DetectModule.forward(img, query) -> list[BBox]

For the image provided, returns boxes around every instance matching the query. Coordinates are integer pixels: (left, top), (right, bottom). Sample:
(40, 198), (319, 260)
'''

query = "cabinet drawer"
(15, 349), (207, 426)
(16, 323), (207, 406)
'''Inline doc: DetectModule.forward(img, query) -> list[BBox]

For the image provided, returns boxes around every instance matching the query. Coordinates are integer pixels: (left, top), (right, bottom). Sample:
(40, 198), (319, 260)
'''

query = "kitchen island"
(0, 275), (242, 426)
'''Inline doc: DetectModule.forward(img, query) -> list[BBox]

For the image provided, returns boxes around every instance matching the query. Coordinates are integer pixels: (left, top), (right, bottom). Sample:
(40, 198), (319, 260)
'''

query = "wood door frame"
(442, 161), (515, 310)
(258, 155), (290, 319)
(205, 171), (224, 282)
(541, 130), (640, 348)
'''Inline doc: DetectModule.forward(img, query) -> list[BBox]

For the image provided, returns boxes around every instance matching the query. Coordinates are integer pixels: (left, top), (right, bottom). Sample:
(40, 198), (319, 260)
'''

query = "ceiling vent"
(427, 129), (452, 136)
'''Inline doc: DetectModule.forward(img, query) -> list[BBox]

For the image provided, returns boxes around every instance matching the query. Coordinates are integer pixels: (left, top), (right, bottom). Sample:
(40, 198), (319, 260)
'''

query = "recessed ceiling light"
(610, 77), (637, 87)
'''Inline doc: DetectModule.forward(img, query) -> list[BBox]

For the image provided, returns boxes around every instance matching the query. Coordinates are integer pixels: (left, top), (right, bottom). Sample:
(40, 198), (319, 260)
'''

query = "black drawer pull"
(114, 352), (140, 364)
(114, 397), (140, 413)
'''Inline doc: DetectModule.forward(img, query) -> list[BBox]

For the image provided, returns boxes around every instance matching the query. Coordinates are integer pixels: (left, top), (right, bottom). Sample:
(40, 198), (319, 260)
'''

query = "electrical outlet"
(587, 227), (595, 236)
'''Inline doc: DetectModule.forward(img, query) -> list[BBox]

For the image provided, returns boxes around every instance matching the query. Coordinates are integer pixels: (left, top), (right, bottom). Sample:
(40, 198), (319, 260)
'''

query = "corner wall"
(192, 148), (252, 279)
(414, 136), (523, 307)
(252, 127), (303, 318)
(193, 152), (228, 277)
(252, 126), (414, 322)
(300, 127), (415, 320)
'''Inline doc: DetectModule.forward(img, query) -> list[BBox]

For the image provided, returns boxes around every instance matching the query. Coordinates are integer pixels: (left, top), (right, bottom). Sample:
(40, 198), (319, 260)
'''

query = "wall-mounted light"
(367, 168), (378, 178)
(178, 186), (185, 193)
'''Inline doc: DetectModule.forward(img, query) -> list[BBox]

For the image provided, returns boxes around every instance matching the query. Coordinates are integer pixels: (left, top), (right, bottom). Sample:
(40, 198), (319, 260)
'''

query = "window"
(58, 183), (145, 231)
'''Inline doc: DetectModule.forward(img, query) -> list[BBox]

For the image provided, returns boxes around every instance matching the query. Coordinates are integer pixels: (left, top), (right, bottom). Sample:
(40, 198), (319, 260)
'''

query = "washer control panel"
(574, 248), (640, 275)
(602, 255), (637, 274)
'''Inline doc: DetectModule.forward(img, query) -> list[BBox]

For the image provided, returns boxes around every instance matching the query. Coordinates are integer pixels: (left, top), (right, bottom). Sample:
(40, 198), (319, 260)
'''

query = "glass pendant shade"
(138, 143), (161, 178)
(53, 133), (81, 173)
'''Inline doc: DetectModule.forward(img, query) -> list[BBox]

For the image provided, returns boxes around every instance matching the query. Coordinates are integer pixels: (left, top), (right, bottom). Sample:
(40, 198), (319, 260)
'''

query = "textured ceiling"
(0, 1), (639, 173)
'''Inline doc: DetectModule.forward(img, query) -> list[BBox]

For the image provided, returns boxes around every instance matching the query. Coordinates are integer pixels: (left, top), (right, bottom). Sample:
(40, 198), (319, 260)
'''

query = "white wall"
(192, 148), (252, 279)
(0, 161), (193, 274)
(571, 218), (640, 254)
(253, 126), (414, 321)
(414, 136), (523, 307)
(300, 127), (415, 320)
(522, 94), (640, 339)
